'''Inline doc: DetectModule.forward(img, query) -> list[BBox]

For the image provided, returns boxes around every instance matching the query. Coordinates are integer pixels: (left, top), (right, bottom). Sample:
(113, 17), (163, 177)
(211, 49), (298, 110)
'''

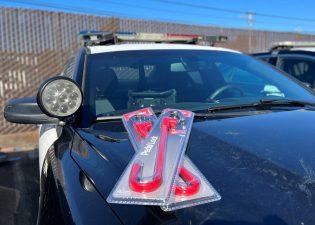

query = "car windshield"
(84, 49), (315, 118)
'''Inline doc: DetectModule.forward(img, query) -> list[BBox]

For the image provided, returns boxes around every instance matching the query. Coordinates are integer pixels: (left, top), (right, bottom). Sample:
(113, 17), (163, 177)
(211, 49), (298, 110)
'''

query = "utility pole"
(295, 26), (301, 41)
(246, 12), (253, 53)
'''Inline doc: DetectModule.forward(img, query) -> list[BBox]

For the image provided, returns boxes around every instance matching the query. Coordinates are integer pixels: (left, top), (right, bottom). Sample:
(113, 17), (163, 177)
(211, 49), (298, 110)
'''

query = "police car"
(254, 41), (315, 89)
(4, 32), (315, 225)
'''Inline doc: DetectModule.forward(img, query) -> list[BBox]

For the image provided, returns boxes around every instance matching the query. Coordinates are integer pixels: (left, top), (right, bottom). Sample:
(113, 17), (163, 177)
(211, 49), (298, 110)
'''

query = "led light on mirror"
(39, 78), (82, 117)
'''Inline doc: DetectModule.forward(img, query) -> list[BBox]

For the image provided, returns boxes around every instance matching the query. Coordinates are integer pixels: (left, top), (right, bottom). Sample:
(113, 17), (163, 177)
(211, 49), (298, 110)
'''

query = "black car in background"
(253, 42), (315, 89)
(4, 32), (315, 225)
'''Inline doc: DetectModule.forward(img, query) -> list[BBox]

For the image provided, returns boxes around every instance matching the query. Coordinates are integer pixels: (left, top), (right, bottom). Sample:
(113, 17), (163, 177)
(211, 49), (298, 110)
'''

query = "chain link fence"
(1, 7), (314, 134)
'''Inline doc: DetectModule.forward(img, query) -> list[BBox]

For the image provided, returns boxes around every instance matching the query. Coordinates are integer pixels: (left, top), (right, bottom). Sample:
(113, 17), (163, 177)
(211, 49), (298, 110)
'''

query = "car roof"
(253, 49), (315, 58)
(288, 47), (315, 52)
(87, 43), (241, 54)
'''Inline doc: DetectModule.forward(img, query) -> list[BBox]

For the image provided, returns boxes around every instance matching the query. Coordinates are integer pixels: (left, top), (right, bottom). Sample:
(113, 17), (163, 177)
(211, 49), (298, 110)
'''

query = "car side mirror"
(4, 97), (59, 124)
(4, 76), (83, 125)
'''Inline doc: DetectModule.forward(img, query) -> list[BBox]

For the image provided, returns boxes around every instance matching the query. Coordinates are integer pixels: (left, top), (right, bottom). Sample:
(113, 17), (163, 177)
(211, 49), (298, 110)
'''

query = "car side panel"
(39, 125), (58, 173)
(37, 127), (122, 225)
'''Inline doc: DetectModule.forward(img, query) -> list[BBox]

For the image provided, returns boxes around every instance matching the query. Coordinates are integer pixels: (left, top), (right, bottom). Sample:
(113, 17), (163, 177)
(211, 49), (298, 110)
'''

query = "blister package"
(107, 108), (194, 205)
(122, 108), (202, 197)
(116, 107), (221, 211)
(121, 107), (156, 150)
(161, 157), (221, 211)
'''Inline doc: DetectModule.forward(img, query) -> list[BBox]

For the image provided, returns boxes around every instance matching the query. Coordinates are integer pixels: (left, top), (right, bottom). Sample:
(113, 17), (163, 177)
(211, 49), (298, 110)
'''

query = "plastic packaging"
(116, 107), (221, 211)
(121, 107), (156, 150)
(107, 108), (194, 205)
(122, 108), (201, 197)
(161, 157), (221, 211)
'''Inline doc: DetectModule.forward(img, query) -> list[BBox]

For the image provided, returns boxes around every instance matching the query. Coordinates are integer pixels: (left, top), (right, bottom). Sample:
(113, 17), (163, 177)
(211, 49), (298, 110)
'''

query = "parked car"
(4, 32), (315, 225)
(253, 41), (315, 89)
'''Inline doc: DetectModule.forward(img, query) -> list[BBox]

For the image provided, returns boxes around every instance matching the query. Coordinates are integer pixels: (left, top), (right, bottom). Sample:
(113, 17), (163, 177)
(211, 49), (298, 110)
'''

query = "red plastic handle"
(129, 161), (162, 192)
(129, 117), (176, 193)
(130, 117), (200, 196)
(175, 167), (200, 196)
(133, 121), (152, 138)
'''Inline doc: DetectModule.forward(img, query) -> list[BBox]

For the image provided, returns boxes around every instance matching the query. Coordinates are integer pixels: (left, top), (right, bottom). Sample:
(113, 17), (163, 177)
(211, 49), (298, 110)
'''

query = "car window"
(85, 50), (315, 118)
(170, 62), (203, 84)
(144, 65), (155, 77)
(277, 56), (315, 85)
(254, 55), (277, 66)
(217, 63), (264, 84)
(258, 56), (272, 63)
(110, 66), (139, 90)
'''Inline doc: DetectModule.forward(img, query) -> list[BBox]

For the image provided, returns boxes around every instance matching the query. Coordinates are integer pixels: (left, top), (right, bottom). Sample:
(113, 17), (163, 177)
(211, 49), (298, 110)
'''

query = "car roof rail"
(79, 31), (228, 47)
(270, 41), (315, 51)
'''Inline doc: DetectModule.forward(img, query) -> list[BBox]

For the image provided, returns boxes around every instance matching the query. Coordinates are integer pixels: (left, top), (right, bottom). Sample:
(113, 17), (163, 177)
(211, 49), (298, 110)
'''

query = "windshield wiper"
(95, 99), (315, 120)
(207, 99), (315, 113)
(96, 110), (164, 121)
(96, 115), (122, 121)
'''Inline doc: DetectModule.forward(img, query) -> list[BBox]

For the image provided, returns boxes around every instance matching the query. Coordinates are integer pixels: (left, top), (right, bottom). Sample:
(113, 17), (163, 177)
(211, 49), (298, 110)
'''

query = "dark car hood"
(72, 109), (315, 225)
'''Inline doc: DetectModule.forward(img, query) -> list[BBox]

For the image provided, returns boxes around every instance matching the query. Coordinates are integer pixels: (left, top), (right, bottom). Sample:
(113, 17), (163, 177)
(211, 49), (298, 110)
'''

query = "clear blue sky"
(2, 0), (315, 33)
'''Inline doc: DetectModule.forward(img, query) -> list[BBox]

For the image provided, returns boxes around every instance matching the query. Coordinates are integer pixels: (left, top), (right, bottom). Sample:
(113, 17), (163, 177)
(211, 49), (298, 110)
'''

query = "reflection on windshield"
(84, 50), (315, 117)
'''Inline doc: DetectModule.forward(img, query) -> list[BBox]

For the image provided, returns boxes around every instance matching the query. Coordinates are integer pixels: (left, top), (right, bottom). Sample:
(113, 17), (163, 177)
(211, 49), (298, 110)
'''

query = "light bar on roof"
(80, 31), (228, 46)
(80, 31), (115, 46)
(116, 32), (200, 43)
(271, 41), (315, 50)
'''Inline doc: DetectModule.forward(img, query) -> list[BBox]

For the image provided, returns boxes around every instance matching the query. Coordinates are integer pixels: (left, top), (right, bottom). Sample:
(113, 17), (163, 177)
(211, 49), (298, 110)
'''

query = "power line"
(0, 0), (239, 28)
(254, 19), (315, 30)
(3, 0), (315, 34)
(0, 0), (251, 30)
(254, 10), (315, 23)
(0, 0), (130, 18)
(95, 0), (241, 22)
(155, 0), (315, 23)
(155, 0), (244, 15)
(85, 0), (315, 28)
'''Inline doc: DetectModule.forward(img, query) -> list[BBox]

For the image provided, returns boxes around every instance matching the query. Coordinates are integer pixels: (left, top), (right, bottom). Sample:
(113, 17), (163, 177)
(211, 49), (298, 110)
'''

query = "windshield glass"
(84, 49), (315, 118)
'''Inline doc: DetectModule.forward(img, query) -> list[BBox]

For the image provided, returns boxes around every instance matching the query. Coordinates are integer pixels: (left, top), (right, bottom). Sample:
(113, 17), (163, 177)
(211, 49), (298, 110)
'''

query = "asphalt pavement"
(0, 150), (39, 225)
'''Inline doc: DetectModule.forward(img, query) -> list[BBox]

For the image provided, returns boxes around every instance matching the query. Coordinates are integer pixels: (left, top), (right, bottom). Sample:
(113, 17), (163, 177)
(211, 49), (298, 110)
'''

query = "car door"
(276, 54), (315, 88)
